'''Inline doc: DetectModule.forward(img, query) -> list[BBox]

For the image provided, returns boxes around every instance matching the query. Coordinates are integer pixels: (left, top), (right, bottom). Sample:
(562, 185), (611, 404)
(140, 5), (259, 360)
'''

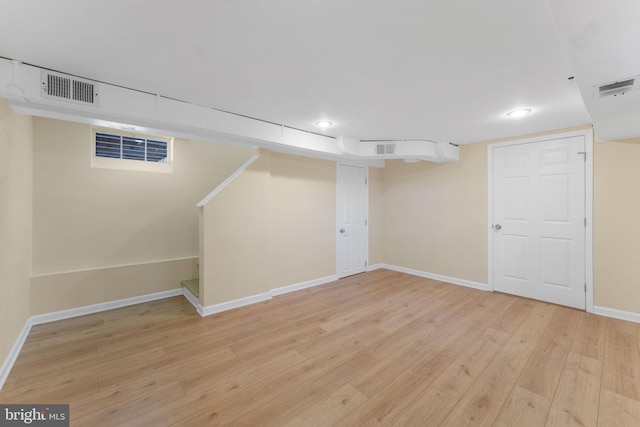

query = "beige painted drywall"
(30, 258), (197, 314)
(0, 98), (32, 377)
(33, 117), (255, 275)
(200, 150), (337, 306)
(269, 152), (335, 288)
(382, 143), (489, 283)
(380, 125), (594, 287)
(368, 167), (383, 266)
(30, 117), (256, 315)
(594, 138), (640, 314)
(201, 150), (272, 306)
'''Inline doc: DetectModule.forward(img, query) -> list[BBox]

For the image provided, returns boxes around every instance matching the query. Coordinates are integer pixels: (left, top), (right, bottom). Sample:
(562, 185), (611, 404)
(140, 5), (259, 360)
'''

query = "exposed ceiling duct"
(337, 137), (459, 163)
(0, 58), (457, 164)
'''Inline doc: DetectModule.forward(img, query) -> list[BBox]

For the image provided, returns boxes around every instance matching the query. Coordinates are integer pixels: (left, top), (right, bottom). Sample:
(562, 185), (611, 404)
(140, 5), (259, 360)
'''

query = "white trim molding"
(182, 287), (204, 316)
(200, 275), (339, 316)
(594, 306), (640, 324)
(366, 263), (385, 272)
(197, 154), (260, 207)
(31, 255), (199, 278)
(0, 320), (32, 391)
(200, 292), (272, 317)
(270, 275), (338, 297)
(371, 263), (488, 291)
(30, 289), (183, 326)
(30, 256), (198, 278)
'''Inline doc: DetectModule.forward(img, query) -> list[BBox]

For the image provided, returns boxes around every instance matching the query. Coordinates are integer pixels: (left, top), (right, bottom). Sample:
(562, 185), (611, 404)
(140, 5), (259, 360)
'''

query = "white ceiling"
(0, 0), (636, 144)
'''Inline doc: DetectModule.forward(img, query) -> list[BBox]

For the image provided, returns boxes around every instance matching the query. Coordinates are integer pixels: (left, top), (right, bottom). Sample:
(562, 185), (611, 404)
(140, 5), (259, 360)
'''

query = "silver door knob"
(339, 228), (346, 233)
(494, 224), (502, 231)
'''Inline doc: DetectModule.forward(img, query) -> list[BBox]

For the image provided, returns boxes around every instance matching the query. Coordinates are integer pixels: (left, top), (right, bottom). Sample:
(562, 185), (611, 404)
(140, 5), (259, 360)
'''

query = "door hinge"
(584, 217), (587, 227)
(578, 151), (587, 161)
(365, 178), (368, 185)
(365, 219), (368, 226)
(365, 260), (368, 267)
(584, 282), (587, 292)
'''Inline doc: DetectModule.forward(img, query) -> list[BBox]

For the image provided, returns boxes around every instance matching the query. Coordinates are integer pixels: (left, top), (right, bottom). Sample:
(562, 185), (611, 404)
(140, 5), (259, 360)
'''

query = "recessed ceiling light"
(314, 120), (333, 129)
(506, 109), (532, 118)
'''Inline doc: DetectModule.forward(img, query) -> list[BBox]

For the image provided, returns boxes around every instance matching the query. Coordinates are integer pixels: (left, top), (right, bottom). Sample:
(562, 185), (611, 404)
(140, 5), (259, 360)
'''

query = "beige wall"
(201, 150), (336, 306)
(201, 152), (272, 306)
(270, 152), (336, 288)
(31, 117), (255, 313)
(0, 98), (32, 375)
(381, 142), (489, 284)
(368, 167), (384, 265)
(33, 118), (255, 274)
(379, 126), (589, 285)
(31, 258), (197, 314)
(594, 138), (640, 314)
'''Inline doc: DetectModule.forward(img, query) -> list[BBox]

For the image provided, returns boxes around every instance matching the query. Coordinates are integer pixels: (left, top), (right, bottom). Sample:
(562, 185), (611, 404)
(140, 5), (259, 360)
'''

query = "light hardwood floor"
(1, 269), (640, 426)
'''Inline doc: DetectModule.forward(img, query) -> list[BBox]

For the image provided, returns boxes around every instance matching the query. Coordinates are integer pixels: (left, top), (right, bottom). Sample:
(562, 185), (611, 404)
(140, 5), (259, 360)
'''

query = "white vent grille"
(41, 71), (99, 106)
(376, 143), (396, 155)
(593, 75), (639, 99)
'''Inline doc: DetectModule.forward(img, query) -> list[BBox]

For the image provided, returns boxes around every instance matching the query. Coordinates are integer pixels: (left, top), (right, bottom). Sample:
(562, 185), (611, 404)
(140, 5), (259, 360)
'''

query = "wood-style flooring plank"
(390, 386), (458, 426)
(493, 386), (550, 427)
(598, 388), (640, 427)
(280, 384), (367, 427)
(602, 317), (640, 401)
(546, 352), (602, 427)
(439, 302), (557, 426)
(515, 308), (580, 399)
(0, 269), (637, 427)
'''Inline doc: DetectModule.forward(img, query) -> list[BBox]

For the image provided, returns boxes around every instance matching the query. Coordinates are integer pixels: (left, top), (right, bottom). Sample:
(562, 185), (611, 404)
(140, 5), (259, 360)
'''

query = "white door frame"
(487, 128), (594, 313)
(336, 162), (369, 278)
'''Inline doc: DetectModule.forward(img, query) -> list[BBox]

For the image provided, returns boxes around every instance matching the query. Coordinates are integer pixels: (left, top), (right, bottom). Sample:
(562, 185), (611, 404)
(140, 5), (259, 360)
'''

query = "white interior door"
(337, 164), (368, 278)
(492, 136), (586, 309)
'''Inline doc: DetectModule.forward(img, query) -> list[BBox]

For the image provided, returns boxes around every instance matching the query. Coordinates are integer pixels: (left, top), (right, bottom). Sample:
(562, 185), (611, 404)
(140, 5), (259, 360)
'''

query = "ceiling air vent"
(41, 71), (99, 106)
(594, 76), (638, 99)
(376, 143), (396, 155)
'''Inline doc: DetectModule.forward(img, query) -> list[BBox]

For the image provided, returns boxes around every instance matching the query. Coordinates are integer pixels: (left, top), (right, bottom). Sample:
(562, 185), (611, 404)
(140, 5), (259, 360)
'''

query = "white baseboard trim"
(0, 319), (32, 391)
(198, 275), (339, 317)
(30, 288), (184, 326)
(375, 263), (489, 291)
(182, 288), (204, 316)
(366, 263), (385, 272)
(201, 292), (272, 317)
(593, 306), (640, 324)
(270, 275), (338, 297)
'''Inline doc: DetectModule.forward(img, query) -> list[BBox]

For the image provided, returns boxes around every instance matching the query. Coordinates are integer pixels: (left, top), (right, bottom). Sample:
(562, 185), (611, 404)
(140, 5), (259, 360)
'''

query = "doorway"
(488, 130), (593, 310)
(337, 164), (368, 278)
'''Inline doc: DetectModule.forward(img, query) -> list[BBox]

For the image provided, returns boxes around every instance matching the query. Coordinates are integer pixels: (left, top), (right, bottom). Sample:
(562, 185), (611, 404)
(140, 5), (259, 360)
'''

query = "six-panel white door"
(492, 136), (586, 309)
(337, 164), (367, 278)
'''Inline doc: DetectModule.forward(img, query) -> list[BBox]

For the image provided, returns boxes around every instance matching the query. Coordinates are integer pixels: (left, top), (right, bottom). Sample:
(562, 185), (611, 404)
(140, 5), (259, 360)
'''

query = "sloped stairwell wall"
(199, 149), (336, 309)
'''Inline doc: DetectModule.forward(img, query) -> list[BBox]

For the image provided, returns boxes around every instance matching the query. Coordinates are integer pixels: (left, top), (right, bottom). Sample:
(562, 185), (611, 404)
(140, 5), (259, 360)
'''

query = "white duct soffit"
(0, 59), (458, 164)
(547, 0), (640, 142)
(337, 137), (459, 163)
